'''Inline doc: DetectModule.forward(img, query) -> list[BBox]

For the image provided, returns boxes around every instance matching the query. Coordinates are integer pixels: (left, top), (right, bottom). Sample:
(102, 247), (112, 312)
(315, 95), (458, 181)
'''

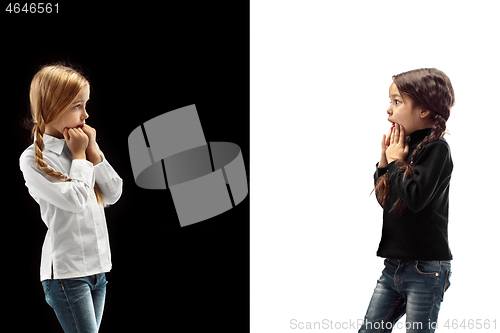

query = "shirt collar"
(42, 134), (66, 155)
(407, 128), (434, 145)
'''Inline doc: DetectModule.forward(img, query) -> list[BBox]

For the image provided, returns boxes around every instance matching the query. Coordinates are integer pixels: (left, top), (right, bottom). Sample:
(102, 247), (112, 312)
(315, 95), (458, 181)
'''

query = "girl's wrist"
(73, 152), (87, 160)
(386, 157), (402, 165)
(379, 154), (388, 168)
(86, 147), (102, 165)
(86, 140), (97, 151)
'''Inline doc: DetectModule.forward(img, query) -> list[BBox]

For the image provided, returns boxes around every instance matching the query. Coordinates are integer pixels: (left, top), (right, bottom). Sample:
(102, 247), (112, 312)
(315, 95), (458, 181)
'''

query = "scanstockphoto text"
(289, 318), (498, 330)
(289, 319), (437, 331)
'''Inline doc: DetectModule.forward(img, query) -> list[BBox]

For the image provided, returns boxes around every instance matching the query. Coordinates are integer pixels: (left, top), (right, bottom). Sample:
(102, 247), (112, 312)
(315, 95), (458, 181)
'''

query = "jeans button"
(436, 273), (439, 276)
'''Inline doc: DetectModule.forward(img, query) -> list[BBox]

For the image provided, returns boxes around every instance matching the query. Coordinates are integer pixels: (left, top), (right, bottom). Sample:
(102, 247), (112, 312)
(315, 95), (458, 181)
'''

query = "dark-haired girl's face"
(387, 82), (423, 135)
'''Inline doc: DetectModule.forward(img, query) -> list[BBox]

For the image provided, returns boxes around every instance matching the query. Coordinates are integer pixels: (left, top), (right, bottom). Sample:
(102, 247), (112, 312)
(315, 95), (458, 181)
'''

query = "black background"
(2, 2), (249, 332)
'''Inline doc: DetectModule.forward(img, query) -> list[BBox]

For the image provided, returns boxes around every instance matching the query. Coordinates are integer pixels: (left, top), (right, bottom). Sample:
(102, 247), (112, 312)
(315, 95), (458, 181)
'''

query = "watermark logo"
(289, 318), (498, 330)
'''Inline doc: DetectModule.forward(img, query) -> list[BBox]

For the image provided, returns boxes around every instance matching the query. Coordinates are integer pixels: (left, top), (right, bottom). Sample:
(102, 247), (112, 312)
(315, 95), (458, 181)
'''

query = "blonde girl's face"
(387, 82), (421, 135)
(46, 85), (90, 139)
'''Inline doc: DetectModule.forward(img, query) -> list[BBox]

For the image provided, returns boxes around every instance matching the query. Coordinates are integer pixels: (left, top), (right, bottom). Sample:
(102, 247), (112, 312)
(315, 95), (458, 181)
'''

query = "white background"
(250, 1), (500, 332)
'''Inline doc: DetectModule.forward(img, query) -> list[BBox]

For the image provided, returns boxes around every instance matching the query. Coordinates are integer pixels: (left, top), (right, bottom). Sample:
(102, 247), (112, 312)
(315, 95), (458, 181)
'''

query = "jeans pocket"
(444, 270), (452, 292)
(41, 280), (51, 296)
(414, 260), (440, 276)
(440, 269), (452, 301)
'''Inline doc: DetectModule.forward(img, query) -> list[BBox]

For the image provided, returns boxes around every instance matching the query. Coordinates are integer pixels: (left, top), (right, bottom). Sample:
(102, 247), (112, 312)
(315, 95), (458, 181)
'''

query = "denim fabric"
(359, 259), (451, 333)
(42, 273), (107, 333)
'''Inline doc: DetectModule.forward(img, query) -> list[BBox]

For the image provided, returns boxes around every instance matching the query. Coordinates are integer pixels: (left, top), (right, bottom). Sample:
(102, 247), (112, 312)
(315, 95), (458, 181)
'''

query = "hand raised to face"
(63, 127), (89, 160)
(385, 123), (409, 164)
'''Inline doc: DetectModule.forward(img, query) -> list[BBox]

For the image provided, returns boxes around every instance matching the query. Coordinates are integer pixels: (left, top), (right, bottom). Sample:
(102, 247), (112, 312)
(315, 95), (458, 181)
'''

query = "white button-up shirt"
(19, 134), (123, 281)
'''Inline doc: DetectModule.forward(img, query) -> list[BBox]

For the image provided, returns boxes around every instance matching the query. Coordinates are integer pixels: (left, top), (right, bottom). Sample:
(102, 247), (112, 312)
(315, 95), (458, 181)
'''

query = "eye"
(74, 102), (89, 110)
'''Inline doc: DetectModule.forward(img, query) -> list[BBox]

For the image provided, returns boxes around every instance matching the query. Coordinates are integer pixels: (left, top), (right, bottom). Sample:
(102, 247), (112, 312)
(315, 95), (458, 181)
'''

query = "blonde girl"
(19, 64), (122, 332)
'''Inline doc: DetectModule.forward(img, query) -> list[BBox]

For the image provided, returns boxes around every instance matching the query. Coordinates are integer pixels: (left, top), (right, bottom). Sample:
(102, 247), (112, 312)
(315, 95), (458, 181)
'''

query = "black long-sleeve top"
(374, 128), (453, 260)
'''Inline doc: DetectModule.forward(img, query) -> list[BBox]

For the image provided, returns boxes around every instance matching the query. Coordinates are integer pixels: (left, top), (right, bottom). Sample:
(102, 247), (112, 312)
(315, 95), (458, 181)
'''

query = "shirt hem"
(376, 252), (453, 261)
(40, 267), (111, 282)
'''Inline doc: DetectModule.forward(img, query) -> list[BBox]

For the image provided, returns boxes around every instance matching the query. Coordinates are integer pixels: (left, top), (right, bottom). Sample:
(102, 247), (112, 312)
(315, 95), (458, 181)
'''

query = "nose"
(387, 108), (392, 116)
(82, 109), (89, 120)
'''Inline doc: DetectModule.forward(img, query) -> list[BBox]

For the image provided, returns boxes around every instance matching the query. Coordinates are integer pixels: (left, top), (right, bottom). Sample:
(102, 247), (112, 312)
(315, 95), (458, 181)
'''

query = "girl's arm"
(386, 140), (453, 212)
(80, 124), (123, 206)
(93, 148), (123, 206)
(374, 126), (393, 184)
(378, 126), (393, 168)
(20, 153), (94, 213)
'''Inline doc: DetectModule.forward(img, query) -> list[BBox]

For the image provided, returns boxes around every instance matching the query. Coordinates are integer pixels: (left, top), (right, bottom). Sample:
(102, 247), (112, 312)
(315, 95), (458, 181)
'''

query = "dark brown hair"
(374, 68), (455, 214)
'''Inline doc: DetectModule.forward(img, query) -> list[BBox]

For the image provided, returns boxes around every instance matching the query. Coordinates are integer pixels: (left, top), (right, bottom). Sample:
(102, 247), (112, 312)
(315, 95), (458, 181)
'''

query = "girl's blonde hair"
(29, 64), (104, 205)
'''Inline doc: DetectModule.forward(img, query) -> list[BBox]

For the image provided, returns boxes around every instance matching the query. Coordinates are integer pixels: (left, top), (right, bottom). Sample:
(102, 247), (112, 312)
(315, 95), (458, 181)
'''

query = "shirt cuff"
(94, 156), (117, 184)
(386, 160), (398, 174)
(375, 162), (388, 178)
(69, 159), (94, 186)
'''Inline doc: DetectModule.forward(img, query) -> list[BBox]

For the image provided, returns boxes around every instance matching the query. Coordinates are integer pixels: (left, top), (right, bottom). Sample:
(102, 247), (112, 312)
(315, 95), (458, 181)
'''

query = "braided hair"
(374, 68), (455, 214)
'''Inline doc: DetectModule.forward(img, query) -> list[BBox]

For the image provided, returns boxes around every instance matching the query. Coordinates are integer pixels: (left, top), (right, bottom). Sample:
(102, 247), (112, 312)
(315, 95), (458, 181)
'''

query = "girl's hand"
(63, 127), (89, 160)
(385, 123), (409, 164)
(81, 124), (103, 165)
(81, 124), (96, 148)
(378, 126), (393, 168)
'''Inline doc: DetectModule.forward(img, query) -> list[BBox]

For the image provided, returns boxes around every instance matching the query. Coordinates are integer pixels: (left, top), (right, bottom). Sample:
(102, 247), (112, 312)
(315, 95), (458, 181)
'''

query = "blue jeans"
(42, 273), (107, 333)
(359, 259), (451, 333)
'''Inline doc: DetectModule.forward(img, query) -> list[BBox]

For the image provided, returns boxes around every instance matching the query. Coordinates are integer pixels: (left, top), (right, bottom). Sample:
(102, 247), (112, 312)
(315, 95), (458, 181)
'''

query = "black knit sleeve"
(386, 140), (453, 212)
(374, 163), (388, 185)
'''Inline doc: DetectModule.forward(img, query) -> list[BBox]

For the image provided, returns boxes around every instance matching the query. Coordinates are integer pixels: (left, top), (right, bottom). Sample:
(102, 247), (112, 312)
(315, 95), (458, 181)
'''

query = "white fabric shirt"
(19, 134), (123, 281)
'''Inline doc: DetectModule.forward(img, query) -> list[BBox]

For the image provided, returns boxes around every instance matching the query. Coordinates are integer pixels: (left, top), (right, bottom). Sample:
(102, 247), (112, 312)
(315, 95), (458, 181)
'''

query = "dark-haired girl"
(359, 68), (455, 333)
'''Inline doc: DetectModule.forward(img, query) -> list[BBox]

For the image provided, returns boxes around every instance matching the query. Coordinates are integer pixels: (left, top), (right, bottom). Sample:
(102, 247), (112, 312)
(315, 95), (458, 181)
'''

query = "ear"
(420, 109), (433, 119)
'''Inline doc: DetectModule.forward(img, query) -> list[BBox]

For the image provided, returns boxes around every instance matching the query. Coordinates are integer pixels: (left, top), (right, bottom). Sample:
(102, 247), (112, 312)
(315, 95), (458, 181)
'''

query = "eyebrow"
(72, 98), (89, 105)
(389, 94), (401, 98)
